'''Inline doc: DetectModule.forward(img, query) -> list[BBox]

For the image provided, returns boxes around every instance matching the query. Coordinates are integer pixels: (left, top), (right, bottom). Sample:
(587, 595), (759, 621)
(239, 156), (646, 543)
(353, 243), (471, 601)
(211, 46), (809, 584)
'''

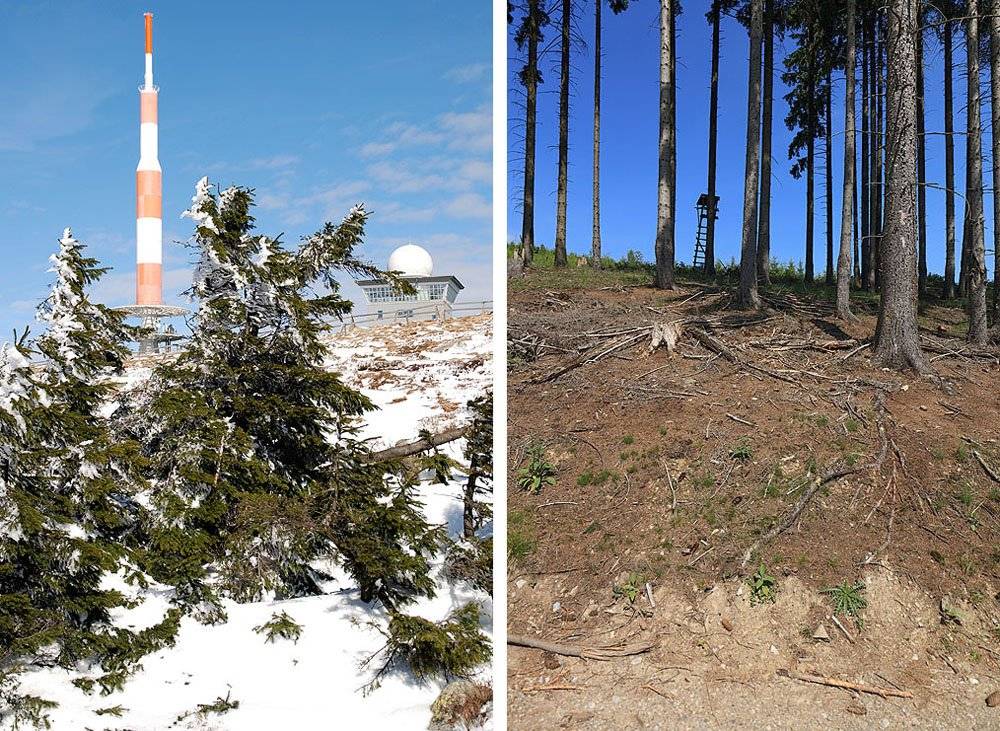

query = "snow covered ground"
(7, 314), (493, 730)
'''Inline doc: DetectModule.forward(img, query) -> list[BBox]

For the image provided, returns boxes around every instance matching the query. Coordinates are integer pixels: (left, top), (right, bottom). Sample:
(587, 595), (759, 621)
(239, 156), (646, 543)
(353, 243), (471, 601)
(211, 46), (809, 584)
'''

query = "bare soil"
(507, 273), (1000, 729)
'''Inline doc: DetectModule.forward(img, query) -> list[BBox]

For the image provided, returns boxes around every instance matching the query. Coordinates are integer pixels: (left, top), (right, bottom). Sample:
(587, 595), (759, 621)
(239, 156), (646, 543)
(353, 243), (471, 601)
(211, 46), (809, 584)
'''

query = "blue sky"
(0, 1), (491, 339)
(507, 2), (994, 278)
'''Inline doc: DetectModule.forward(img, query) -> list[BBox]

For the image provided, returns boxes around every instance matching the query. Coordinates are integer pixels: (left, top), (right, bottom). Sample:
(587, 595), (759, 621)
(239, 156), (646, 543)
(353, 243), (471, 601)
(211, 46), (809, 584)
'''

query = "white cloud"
(440, 105), (491, 152)
(359, 141), (396, 158)
(356, 103), (492, 158)
(444, 63), (489, 83)
(457, 159), (491, 185)
(246, 154), (300, 170)
(374, 201), (437, 224)
(442, 192), (491, 220)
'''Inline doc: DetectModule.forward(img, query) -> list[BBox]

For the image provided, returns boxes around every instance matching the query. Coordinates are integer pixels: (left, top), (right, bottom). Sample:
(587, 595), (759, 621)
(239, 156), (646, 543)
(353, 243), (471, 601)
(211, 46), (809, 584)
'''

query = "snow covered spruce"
(0, 183), (493, 729)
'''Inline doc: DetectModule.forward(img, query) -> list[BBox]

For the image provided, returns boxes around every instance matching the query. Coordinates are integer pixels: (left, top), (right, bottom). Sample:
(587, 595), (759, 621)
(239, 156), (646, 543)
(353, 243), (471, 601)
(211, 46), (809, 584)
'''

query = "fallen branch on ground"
(532, 332), (648, 384)
(508, 634), (655, 661)
(777, 669), (913, 699)
(740, 464), (860, 569)
(973, 450), (1000, 483)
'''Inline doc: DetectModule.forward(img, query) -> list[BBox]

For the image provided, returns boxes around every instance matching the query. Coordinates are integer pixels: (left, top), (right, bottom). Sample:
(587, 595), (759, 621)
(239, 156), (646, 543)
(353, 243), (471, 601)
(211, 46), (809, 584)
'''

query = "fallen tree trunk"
(364, 424), (470, 464)
(508, 633), (655, 660)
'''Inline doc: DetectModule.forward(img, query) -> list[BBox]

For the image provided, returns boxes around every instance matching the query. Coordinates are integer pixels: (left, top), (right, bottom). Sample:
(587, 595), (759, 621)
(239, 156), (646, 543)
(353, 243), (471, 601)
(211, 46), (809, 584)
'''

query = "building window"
(364, 280), (451, 304)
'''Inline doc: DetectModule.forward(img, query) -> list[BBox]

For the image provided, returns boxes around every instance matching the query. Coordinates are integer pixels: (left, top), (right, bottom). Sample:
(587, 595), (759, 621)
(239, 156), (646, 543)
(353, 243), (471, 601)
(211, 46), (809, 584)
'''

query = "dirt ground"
(507, 273), (1000, 729)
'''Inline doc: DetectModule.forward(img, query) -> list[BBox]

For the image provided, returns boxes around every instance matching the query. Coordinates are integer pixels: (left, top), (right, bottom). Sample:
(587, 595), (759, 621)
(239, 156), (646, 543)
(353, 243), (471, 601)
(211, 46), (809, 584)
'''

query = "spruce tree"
(121, 179), (444, 612)
(0, 230), (178, 714)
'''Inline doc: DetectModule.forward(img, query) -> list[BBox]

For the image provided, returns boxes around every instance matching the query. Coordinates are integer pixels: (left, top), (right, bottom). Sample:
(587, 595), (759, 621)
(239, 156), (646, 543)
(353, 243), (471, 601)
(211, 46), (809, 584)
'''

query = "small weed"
(747, 563), (778, 606)
(659, 426), (669, 436)
(958, 554), (976, 575)
(957, 481), (975, 507)
(821, 581), (867, 620)
(593, 469), (616, 486)
(730, 438), (753, 462)
(517, 442), (557, 494)
(613, 572), (645, 603)
(177, 690), (240, 723)
(956, 444), (970, 463)
(622, 435), (635, 445)
(583, 520), (601, 534)
(508, 510), (536, 562)
(930, 549), (945, 565)
(95, 706), (126, 717)
(577, 470), (594, 487)
(692, 471), (716, 490)
(252, 611), (303, 644)
(844, 419), (860, 434)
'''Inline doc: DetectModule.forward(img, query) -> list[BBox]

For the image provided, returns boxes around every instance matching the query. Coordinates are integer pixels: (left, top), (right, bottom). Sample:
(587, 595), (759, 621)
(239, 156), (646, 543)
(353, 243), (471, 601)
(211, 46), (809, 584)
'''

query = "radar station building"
(357, 244), (464, 322)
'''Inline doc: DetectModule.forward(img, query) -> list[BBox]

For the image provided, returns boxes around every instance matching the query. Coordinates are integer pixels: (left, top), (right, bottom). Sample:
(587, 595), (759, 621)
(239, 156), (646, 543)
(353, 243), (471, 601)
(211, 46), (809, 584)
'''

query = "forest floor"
(507, 267), (1000, 729)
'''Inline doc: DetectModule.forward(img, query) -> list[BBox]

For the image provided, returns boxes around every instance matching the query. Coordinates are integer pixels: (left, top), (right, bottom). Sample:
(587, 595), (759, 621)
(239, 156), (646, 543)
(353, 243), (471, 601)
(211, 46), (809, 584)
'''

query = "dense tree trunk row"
(509, 0), (1000, 371)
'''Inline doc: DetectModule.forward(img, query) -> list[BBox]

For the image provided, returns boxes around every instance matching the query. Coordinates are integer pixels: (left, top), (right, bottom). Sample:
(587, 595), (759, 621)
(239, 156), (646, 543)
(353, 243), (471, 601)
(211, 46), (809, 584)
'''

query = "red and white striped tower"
(136, 11), (161, 305)
(118, 12), (184, 355)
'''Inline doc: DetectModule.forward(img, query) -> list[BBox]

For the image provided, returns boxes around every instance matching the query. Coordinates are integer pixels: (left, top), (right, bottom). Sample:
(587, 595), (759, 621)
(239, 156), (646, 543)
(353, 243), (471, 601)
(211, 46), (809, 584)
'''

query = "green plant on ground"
(592, 469), (616, 486)
(613, 572), (645, 604)
(747, 563), (777, 606)
(730, 438), (753, 462)
(252, 611), (303, 644)
(507, 510), (536, 562)
(176, 691), (240, 723)
(821, 581), (867, 620)
(957, 481), (974, 507)
(516, 442), (557, 494)
(622, 435), (635, 445)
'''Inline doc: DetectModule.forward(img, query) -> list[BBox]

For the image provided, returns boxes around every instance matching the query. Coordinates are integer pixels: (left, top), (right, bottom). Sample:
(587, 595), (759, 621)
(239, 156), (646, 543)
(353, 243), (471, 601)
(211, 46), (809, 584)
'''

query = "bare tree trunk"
(873, 24), (884, 290)
(965, 3), (988, 344)
(825, 76), (834, 287)
(853, 148), (861, 286)
(866, 15), (879, 290)
(838, 0), (857, 320)
(463, 456), (480, 539)
(916, 19), (927, 297)
(991, 0), (1000, 324)
(520, 0), (542, 265)
(861, 18), (871, 289)
(806, 109), (815, 282)
(944, 22), (957, 298)
(591, 0), (602, 269)
(738, 0), (763, 309)
(756, 0), (774, 285)
(554, 0), (571, 268)
(655, 0), (676, 289)
(670, 5), (677, 269)
(706, 0), (721, 277)
(805, 29), (815, 286)
(873, 0), (926, 371)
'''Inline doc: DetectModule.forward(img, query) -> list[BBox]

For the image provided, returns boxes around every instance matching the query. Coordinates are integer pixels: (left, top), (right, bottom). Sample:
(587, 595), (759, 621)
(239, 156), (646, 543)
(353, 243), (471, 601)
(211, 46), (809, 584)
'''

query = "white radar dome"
(388, 244), (433, 277)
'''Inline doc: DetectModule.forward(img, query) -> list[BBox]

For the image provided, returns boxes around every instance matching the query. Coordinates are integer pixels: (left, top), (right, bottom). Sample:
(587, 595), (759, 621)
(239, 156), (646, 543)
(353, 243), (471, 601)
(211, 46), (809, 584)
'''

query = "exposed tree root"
(778, 669), (913, 699)
(508, 634), (655, 661)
